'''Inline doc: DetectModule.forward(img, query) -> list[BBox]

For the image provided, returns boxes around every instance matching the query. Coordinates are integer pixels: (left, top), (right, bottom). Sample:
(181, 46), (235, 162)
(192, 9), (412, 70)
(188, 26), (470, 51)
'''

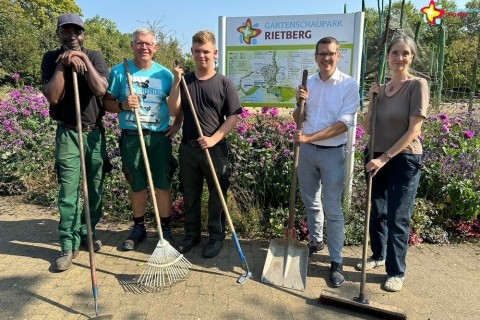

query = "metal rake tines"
(138, 241), (192, 288)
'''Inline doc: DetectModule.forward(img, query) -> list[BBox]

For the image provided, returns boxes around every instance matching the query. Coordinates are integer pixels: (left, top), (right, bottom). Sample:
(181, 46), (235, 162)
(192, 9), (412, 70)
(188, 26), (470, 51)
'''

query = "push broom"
(319, 75), (407, 319)
(123, 59), (191, 288)
(179, 70), (252, 284)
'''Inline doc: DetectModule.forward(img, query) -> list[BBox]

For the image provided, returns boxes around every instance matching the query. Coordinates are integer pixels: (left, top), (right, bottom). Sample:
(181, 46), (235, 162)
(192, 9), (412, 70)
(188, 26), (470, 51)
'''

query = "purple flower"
(441, 124), (450, 134)
(356, 125), (365, 140)
(237, 123), (248, 135)
(239, 108), (251, 119)
(11, 73), (20, 80)
(463, 130), (474, 139)
(264, 141), (272, 148)
(449, 142), (458, 148)
(418, 134), (425, 142)
(285, 123), (297, 131)
(246, 138), (253, 144)
(40, 109), (49, 117)
(268, 107), (279, 117)
(439, 113), (450, 124)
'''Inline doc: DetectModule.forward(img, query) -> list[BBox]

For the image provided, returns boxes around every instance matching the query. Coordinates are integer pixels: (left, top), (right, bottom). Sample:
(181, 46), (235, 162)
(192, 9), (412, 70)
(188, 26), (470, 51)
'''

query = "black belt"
(58, 121), (100, 132)
(122, 129), (164, 136)
(309, 143), (345, 149)
(182, 139), (201, 148)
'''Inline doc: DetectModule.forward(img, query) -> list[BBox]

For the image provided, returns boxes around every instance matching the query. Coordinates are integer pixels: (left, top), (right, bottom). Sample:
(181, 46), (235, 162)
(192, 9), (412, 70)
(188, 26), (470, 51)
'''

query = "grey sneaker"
(81, 235), (102, 252)
(307, 240), (325, 257)
(355, 258), (386, 271)
(384, 276), (405, 292)
(122, 224), (147, 251)
(55, 250), (78, 272)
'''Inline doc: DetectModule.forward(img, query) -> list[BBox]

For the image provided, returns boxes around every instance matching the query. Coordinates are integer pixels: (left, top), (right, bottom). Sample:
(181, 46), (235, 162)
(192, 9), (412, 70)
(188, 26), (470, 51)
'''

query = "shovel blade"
(261, 238), (308, 291)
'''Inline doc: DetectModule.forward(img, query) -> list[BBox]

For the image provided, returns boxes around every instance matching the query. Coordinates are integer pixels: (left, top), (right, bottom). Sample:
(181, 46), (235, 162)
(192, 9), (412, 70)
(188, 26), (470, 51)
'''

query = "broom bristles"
(138, 240), (192, 288)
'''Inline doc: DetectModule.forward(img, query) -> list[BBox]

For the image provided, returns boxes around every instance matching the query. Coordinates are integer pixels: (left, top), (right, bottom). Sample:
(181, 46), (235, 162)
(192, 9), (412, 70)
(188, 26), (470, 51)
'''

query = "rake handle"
(359, 74), (379, 302)
(72, 70), (99, 314)
(123, 59), (164, 240)
(287, 69), (308, 233)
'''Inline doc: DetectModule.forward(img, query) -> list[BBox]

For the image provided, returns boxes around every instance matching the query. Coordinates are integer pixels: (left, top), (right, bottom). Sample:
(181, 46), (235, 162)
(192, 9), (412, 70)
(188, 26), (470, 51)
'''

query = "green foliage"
(0, 0), (58, 84)
(83, 16), (132, 67)
(12, 0), (81, 27)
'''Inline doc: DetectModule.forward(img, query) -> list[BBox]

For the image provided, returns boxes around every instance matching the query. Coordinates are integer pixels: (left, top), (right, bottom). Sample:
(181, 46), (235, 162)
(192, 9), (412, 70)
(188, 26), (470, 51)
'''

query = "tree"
(12, 0), (81, 27)
(0, 0), (58, 84)
(83, 16), (132, 67)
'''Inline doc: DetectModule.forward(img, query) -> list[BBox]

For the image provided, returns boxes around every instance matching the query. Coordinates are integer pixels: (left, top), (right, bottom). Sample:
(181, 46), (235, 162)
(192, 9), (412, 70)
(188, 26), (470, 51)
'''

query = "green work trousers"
(55, 125), (106, 251)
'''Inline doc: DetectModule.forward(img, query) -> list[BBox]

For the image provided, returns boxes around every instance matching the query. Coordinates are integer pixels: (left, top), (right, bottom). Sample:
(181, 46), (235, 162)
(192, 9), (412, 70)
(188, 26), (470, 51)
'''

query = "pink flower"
(463, 130), (474, 139)
(237, 123), (248, 135)
(356, 125), (365, 140)
(268, 107), (279, 117)
(439, 113), (450, 124)
(441, 124), (450, 133)
(239, 108), (251, 119)
(11, 73), (20, 80)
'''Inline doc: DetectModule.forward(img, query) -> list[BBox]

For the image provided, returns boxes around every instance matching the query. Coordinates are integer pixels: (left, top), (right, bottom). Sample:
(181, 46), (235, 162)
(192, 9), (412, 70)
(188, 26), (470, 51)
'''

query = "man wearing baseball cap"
(57, 13), (85, 30)
(41, 13), (109, 271)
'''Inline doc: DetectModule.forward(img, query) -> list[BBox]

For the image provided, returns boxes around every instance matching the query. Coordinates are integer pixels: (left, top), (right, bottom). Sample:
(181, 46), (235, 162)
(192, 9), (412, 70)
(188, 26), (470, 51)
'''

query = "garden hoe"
(319, 75), (407, 319)
(179, 63), (252, 284)
(72, 70), (112, 320)
(261, 70), (309, 291)
(123, 59), (192, 289)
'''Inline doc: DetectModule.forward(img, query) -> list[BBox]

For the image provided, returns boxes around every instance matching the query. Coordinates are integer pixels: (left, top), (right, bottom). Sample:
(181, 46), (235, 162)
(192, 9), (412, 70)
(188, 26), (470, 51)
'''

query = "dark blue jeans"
(365, 151), (422, 277)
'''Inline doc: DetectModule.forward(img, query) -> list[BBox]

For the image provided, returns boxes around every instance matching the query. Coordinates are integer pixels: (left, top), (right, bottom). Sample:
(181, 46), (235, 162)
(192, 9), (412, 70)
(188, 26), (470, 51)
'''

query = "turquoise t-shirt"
(107, 59), (173, 132)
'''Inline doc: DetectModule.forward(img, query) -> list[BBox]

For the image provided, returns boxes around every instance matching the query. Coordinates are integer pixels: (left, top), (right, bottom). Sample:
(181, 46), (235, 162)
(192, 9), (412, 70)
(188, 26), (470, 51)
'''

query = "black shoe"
(177, 236), (201, 254)
(81, 234), (102, 252)
(122, 224), (147, 251)
(307, 240), (325, 257)
(55, 250), (78, 272)
(202, 239), (223, 258)
(162, 227), (174, 245)
(330, 262), (345, 287)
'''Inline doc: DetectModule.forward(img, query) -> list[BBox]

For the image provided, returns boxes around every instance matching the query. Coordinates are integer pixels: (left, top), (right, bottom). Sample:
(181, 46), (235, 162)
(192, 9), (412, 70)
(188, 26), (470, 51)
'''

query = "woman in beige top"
(358, 34), (429, 292)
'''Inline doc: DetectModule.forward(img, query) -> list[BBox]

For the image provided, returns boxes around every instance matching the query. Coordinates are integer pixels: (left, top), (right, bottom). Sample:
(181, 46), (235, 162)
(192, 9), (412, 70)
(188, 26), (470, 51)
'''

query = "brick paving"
(1, 196), (479, 320)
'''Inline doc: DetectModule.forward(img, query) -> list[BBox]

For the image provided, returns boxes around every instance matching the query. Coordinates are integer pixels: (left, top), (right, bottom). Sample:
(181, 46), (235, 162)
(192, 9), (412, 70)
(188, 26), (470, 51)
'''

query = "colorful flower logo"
(421, 0), (446, 25)
(237, 18), (262, 45)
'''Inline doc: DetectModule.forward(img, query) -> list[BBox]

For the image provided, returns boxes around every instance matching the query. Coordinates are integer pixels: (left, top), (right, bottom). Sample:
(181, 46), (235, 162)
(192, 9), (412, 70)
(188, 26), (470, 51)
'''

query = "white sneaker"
(384, 276), (405, 292)
(355, 258), (386, 271)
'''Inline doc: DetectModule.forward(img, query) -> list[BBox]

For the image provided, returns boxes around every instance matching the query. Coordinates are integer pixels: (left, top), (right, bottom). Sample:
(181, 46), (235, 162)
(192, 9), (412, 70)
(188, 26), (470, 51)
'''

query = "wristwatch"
(383, 152), (393, 161)
(118, 101), (126, 111)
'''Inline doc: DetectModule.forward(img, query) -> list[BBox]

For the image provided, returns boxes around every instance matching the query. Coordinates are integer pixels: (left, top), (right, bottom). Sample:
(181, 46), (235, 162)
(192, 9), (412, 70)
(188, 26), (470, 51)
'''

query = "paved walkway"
(0, 196), (479, 320)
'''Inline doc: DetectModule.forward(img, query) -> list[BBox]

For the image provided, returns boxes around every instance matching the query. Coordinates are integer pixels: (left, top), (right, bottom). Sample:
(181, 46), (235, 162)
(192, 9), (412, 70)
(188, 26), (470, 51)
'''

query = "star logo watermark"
(421, 0), (446, 25)
(237, 18), (262, 45)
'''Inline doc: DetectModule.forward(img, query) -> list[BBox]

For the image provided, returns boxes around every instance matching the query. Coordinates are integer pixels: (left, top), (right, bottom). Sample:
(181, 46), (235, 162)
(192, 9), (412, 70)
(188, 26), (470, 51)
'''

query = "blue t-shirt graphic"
(107, 60), (173, 132)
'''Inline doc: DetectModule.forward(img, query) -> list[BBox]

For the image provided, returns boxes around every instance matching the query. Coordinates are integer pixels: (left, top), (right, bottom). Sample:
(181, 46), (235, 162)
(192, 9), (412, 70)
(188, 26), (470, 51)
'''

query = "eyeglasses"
(134, 41), (156, 48)
(315, 52), (337, 59)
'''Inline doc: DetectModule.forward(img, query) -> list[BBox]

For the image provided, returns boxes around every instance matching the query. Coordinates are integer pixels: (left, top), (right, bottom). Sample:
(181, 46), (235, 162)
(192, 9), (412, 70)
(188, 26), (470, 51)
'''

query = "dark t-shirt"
(181, 72), (242, 140)
(41, 47), (109, 125)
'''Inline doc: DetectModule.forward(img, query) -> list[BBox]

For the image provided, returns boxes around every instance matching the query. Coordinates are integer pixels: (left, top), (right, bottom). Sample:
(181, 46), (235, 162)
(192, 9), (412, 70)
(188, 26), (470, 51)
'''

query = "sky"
(76, 0), (469, 53)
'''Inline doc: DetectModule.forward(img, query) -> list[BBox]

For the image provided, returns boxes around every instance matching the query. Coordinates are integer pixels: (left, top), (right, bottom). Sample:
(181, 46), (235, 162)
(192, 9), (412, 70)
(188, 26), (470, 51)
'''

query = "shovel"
(72, 70), (113, 320)
(261, 70), (309, 291)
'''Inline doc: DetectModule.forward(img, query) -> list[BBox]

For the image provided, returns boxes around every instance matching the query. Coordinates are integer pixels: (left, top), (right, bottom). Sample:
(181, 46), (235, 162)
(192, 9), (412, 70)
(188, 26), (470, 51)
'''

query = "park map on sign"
(227, 49), (317, 107)
(227, 48), (351, 107)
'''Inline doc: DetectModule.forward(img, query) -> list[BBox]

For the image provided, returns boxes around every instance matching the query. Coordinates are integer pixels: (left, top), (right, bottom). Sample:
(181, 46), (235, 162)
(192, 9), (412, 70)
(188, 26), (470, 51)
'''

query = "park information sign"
(218, 13), (364, 204)
(218, 13), (364, 108)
